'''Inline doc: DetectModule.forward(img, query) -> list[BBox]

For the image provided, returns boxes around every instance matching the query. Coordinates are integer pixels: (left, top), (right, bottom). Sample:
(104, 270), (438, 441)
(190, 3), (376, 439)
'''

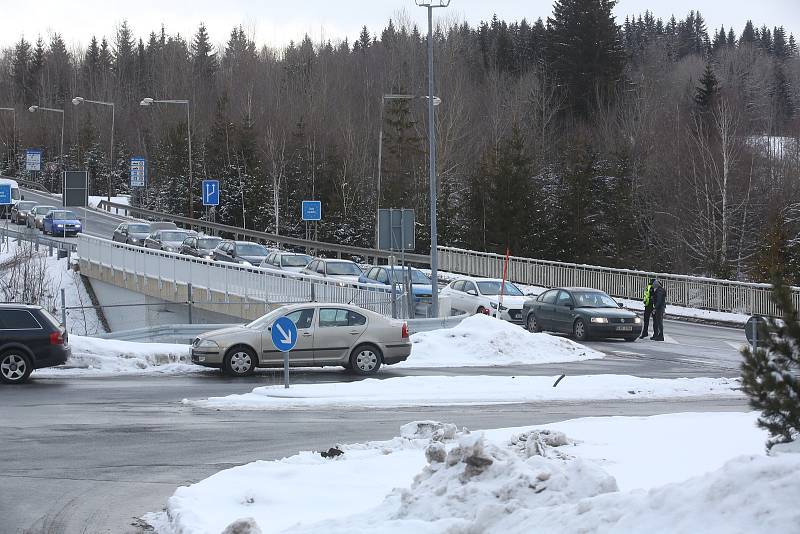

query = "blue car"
(43, 210), (83, 237)
(359, 266), (433, 302)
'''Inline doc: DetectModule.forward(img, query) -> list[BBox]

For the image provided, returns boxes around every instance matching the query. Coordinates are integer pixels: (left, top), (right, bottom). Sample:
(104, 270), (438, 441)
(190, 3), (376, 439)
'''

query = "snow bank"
(401, 313), (602, 368)
(186, 374), (742, 410)
(153, 412), (793, 534)
(34, 335), (205, 377)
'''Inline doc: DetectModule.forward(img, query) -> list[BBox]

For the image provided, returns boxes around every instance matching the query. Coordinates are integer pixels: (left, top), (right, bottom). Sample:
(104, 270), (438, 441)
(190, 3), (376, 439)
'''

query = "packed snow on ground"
(34, 335), (207, 377)
(401, 313), (602, 368)
(0, 238), (103, 335)
(150, 412), (800, 534)
(185, 374), (742, 410)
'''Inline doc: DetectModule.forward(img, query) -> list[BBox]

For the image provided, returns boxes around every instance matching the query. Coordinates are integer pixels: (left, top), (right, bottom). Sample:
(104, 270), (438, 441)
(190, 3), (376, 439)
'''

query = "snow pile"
(152, 412), (796, 534)
(402, 313), (602, 368)
(186, 374), (742, 410)
(35, 335), (205, 377)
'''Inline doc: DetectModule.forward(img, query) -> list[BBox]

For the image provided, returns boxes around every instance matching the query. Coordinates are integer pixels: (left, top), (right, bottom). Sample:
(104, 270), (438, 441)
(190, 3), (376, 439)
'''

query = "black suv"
(0, 304), (70, 384)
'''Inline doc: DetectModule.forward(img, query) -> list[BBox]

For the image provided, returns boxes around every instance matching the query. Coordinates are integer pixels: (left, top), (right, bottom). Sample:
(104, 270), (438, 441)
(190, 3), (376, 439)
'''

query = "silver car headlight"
(241, 260), (253, 267)
(590, 317), (609, 323)
(634, 317), (642, 324)
(194, 339), (219, 349)
(130, 238), (139, 244)
(164, 246), (174, 252)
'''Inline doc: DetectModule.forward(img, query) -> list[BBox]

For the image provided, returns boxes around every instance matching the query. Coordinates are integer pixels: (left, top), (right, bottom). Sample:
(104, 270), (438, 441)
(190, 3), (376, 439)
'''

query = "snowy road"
(1, 374), (748, 534)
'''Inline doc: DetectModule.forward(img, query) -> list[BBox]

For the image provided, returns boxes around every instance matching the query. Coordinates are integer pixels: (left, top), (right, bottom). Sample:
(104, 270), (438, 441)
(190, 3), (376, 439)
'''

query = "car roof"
(235, 240), (265, 246)
(321, 258), (356, 263)
(276, 302), (382, 317)
(560, 287), (603, 292)
(0, 303), (42, 310)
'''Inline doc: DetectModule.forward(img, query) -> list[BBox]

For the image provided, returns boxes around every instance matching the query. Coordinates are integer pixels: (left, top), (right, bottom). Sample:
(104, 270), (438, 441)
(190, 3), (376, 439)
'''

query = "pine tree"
(711, 26), (727, 54)
(740, 20), (756, 45)
(789, 35), (798, 57)
(741, 280), (800, 448)
(29, 37), (45, 103)
(694, 63), (718, 110)
(546, 0), (625, 117)
(726, 28), (736, 47)
(12, 37), (32, 104)
(192, 23), (217, 81)
(773, 26), (789, 59)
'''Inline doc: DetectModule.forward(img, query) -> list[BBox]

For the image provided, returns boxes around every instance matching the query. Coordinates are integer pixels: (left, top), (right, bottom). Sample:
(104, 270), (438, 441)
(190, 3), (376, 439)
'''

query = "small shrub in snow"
(425, 442), (447, 464)
(400, 420), (460, 441)
(221, 517), (262, 534)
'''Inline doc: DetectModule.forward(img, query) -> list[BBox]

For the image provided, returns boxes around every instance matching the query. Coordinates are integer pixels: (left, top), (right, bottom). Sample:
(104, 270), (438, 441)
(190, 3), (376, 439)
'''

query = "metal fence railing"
(437, 246), (800, 318)
(78, 235), (422, 318)
(0, 224), (78, 253)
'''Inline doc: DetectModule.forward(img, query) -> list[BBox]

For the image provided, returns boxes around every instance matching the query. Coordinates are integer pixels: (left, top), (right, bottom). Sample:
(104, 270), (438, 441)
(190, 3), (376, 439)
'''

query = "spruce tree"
(694, 63), (718, 110)
(740, 20), (756, 45)
(12, 37), (31, 104)
(741, 280), (800, 448)
(546, 0), (625, 117)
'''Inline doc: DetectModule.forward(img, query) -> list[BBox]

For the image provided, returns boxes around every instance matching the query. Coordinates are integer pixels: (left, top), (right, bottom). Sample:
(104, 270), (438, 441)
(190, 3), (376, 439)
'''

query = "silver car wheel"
(1, 354), (28, 382)
(574, 319), (586, 340)
(355, 349), (379, 372)
(229, 351), (253, 374)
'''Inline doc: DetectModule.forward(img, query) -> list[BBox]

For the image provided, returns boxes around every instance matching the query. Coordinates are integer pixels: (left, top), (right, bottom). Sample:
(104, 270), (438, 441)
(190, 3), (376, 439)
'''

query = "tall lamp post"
(415, 0), (449, 318)
(376, 94), (441, 249)
(0, 107), (16, 173)
(140, 97), (193, 218)
(28, 105), (65, 187)
(72, 97), (115, 202)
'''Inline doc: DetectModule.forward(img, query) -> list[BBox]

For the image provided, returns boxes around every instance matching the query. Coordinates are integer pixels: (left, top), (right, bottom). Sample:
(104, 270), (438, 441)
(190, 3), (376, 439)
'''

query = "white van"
(0, 178), (22, 218)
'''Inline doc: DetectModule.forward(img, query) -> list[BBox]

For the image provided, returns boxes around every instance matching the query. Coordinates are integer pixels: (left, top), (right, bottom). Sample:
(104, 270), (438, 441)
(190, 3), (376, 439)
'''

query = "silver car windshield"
(128, 224), (150, 233)
(237, 244), (268, 256)
(161, 231), (189, 241)
(326, 262), (362, 276)
(476, 281), (524, 296)
(282, 255), (312, 267)
(197, 238), (222, 249)
(390, 269), (431, 285)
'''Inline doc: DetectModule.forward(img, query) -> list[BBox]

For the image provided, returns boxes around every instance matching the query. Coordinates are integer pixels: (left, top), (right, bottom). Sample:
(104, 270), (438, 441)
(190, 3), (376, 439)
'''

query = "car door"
(533, 290), (558, 329)
(553, 290), (576, 333)
(314, 307), (366, 364)
(260, 308), (316, 366)
(113, 224), (126, 242)
(461, 281), (480, 312)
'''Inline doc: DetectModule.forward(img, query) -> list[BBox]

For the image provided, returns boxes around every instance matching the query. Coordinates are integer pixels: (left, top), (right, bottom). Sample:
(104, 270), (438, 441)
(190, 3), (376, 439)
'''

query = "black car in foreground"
(523, 287), (641, 341)
(0, 304), (70, 384)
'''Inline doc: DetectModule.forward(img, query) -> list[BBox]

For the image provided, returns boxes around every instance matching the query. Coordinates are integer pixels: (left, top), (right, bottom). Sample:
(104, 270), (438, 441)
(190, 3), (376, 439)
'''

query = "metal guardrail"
(438, 246), (799, 317)
(96, 200), (431, 265)
(78, 234), (419, 318)
(98, 314), (470, 343)
(0, 224), (78, 253)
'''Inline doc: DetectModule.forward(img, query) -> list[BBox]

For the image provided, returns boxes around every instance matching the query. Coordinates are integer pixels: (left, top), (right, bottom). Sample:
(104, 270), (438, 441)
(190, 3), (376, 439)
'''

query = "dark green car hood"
(578, 307), (638, 318)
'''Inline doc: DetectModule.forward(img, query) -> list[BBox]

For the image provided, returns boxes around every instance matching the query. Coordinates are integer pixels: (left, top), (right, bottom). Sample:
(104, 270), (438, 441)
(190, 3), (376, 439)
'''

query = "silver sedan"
(191, 303), (411, 376)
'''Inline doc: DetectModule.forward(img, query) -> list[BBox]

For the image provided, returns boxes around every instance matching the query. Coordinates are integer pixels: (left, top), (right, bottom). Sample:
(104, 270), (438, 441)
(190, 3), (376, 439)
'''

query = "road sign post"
(271, 316), (298, 388)
(0, 183), (10, 241)
(202, 180), (220, 206)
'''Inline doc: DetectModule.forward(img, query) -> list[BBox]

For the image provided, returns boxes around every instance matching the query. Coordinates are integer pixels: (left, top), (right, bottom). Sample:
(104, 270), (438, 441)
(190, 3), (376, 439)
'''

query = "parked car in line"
(180, 235), (223, 259)
(442, 278), (528, 324)
(11, 200), (37, 225)
(522, 287), (641, 341)
(191, 303), (410, 376)
(147, 221), (179, 233)
(212, 240), (271, 266)
(27, 205), (57, 230)
(0, 304), (70, 384)
(359, 265), (433, 302)
(261, 251), (313, 273)
(42, 210), (83, 237)
(301, 258), (363, 283)
(112, 222), (151, 245)
(144, 229), (191, 252)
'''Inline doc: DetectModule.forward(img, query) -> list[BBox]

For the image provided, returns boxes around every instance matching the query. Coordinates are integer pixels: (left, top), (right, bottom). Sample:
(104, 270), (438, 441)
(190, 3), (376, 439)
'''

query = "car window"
(236, 243), (268, 256)
(348, 310), (367, 326)
(556, 290), (574, 307)
(463, 281), (477, 294)
(306, 260), (317, 272)
(284, 309), (314, 330)
(128, 224), (150, 233)
(316, 262), (326, 274)
(161, 231), (189, 241)
(452, 281), (464, 291)
(476, 281), (524, 296)
(282, 255), (311, 267)
(376, 269), (389, 284)
(318, 308), (350, 327)
(117, 224), (126, 232)
(0, 310), (43, 329)
(326, 262), (361, 276)
(540, 290), (559, 304)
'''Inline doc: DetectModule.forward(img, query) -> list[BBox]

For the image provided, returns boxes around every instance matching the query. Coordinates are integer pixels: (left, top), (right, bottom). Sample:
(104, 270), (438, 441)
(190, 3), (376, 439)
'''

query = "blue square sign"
(302, 200), (321, 221)
(202, 180), (220, 206)
(130, 157), (146, 187)
(0, 183), (11, 205)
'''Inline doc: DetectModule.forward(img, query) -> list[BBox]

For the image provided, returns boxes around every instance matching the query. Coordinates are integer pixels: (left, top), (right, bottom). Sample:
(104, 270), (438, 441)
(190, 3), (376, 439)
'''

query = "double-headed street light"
(0, 107), (15, 172)
(376, 94), (441, 248)
(415, 0), (450, 318)
(72, 96), (115, 201)
(28, 105), (65, 174)
(140, 97), (194, 218)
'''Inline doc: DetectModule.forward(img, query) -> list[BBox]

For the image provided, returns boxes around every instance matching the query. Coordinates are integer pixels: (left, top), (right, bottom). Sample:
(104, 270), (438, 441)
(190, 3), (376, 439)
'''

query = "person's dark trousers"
(652, 309), (664, 340)
(640, 306), (653, 338)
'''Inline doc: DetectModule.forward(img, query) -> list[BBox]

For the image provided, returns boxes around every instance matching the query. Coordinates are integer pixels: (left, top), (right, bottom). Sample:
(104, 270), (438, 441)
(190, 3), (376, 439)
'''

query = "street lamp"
(72, 96), (115, 202)
(376, 94), (441, 249)
(140, 97), (194, 218)
(0, 107), (15, 173)
(415, 0), (450, 318)
(28, 104), (65, 178)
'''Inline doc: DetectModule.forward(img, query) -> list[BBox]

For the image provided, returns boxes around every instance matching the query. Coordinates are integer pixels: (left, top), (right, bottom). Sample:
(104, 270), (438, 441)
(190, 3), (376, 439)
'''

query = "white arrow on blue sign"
(271, 316), (298, 352)
(202, 180), (220, 206)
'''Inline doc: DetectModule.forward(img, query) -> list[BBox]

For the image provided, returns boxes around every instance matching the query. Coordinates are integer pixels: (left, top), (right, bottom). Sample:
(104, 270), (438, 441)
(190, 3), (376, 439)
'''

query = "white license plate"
(616, 326), (633, 331)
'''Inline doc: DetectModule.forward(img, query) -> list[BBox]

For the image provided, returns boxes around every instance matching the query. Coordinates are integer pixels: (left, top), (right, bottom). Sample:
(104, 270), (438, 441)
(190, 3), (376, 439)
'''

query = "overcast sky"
(0, 0), (798, 50)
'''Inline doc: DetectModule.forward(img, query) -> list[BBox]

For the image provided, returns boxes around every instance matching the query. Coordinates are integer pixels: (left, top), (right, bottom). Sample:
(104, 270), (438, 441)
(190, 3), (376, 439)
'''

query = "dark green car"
(523, 287), (642, 342)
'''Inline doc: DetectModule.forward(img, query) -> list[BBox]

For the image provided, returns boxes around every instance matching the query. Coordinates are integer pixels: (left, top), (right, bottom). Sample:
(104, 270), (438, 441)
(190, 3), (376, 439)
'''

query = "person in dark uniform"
(640, 278), (655, 339)
(651, 279), (667, 341)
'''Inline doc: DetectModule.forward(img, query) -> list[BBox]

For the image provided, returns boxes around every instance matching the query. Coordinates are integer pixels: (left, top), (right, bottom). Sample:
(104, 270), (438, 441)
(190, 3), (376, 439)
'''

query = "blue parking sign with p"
(202, 180), (220, 206)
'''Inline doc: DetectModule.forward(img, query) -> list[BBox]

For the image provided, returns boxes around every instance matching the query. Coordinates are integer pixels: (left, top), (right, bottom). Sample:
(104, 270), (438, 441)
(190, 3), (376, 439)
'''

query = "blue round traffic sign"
(271, 316), (298, 352)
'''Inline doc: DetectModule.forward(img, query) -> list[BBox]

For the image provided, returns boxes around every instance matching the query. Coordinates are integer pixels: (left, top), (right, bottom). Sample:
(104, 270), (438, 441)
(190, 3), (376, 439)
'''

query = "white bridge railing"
(78, 235), (406, 317)
(438, 246), (800, 318)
